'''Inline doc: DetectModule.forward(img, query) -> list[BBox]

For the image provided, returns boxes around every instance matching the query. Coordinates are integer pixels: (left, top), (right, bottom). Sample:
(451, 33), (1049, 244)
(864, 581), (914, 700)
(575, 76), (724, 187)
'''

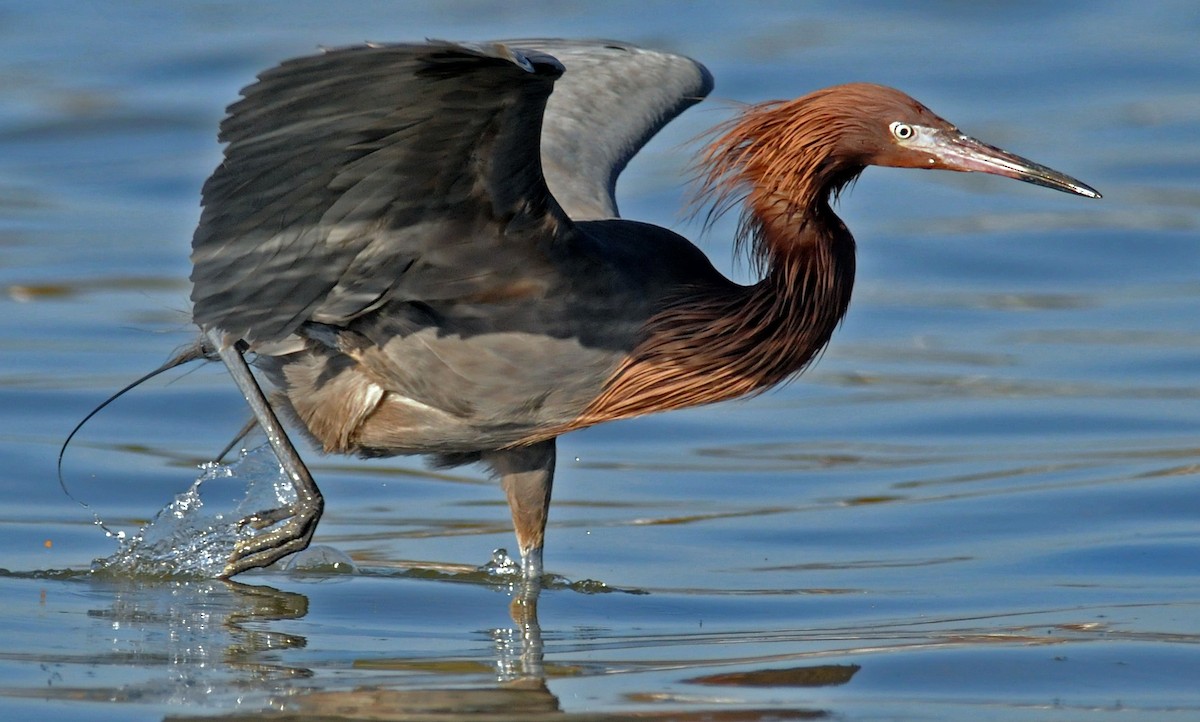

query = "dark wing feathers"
(190, 39), (712, 349)
(190, 42), (566, 347)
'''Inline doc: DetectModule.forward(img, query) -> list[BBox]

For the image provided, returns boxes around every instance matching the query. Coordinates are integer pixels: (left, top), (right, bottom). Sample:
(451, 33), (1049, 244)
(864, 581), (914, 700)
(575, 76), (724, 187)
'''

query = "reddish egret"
(185, 40), (1098, 580)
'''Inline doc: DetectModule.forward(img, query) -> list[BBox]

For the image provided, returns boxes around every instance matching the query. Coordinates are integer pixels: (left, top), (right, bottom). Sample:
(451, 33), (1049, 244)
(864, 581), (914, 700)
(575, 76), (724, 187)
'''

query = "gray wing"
(190, 41), (569, 348)
(511, 39), (713, 220)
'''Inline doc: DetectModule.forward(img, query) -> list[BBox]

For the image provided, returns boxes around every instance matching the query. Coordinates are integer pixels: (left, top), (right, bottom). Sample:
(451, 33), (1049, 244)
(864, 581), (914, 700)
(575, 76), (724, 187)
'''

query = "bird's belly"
(352, 391), (553, 454)
(259, 329), (621, 457)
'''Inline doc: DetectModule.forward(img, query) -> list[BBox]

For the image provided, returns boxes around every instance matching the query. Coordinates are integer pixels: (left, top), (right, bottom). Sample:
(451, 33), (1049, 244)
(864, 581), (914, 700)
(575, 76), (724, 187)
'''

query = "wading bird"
(183, 39), (1098, 580)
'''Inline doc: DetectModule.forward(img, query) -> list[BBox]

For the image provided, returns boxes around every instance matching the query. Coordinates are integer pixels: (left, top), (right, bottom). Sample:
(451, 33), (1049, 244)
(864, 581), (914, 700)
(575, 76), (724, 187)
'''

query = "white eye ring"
(890, 121), (914, 140)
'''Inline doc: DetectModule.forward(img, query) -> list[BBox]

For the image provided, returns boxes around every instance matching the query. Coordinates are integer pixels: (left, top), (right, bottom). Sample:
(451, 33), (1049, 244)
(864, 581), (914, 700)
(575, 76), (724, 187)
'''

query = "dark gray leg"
(205, 328), (324, 577)
(483, 440), (556, 581)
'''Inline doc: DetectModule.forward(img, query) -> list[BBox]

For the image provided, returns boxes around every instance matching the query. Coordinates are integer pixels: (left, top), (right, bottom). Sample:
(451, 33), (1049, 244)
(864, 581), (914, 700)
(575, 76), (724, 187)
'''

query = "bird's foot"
(223, 500), (323, 577)
(520, 546), (544, 583)
(512, 545), (545, 604)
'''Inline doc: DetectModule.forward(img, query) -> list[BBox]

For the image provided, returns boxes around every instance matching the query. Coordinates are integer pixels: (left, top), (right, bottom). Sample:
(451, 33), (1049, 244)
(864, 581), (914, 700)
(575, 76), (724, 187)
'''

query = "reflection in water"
(220, 582), (312, 663)
(500, 590), (546, 682)
(125, 578), (850, 721)
(6, 541), (1198, 718)
(217, 683), (563, 721)
(5, 575), (562, 716)
(685, 663), (860, 688)
(103, 580), (310, 689)
(58, 576), (564, 718)
(5, 579), (311, 706)
(0, 564), (869, 719)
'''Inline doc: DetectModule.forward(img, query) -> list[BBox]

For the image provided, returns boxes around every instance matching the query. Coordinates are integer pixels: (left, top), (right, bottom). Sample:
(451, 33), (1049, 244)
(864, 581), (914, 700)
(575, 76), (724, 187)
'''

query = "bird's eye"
(889, 122), (914, 140)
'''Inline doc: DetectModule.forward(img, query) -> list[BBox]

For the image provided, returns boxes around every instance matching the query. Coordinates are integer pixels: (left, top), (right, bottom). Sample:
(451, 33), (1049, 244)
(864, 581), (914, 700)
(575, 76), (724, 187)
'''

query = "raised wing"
(190, 41), (569, 348)
(512, 39), (713, 220)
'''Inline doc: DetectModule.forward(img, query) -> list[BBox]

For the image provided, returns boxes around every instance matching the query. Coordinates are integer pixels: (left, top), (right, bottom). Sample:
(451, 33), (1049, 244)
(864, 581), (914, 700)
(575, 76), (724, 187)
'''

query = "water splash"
(283, 544), (357, 575)
(478, 548), (521, 577)
(93, 444), (297, 578)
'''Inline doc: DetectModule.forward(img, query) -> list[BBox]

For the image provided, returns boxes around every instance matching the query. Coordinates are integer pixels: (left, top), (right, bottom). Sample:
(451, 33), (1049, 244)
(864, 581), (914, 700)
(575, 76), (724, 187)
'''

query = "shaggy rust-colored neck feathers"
(552, 88), (877, 436)
(694, 88), (877, 262)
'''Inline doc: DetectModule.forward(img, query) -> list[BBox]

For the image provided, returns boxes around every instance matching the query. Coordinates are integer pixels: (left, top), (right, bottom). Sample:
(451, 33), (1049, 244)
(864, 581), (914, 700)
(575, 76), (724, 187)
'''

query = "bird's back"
(189, 41), (723, 457)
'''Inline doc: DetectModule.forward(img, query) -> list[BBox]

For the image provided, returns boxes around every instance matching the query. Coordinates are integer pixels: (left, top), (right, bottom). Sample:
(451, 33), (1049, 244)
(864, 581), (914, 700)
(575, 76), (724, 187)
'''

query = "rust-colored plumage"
(560, 86), (918, 433)
(564, 83), (1098, 438)
(138, 43), (1100, 581)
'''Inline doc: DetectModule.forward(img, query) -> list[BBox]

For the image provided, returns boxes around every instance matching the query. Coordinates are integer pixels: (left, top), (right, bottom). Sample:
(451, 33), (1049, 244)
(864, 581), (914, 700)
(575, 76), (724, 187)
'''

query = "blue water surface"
(1, 1), (1197, 720)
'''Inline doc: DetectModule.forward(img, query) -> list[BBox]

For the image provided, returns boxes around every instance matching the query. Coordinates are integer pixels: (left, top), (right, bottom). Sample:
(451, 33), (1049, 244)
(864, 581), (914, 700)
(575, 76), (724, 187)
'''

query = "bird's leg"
(204, 328), (324, 577)
(483, 440), (556, 583)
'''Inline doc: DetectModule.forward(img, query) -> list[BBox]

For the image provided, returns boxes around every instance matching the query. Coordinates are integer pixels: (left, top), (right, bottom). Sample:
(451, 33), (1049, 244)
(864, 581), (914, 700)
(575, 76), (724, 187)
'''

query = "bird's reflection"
(121, 577), (562, 719)
(269, 589), (566, 722)
(80, 574), (858, 721)
(104, 576), (550, 684)
(501, 582), (546, 681)
(220, 580), (312, 662)
(94, 578), (309, 672)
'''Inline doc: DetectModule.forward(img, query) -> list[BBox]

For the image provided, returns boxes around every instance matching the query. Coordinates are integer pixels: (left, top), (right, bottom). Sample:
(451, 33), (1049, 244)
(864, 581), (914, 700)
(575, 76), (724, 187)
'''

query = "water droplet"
(479, 548), (520, 576)
(284, 545), (357, 575)
(94, 443), (299, 578)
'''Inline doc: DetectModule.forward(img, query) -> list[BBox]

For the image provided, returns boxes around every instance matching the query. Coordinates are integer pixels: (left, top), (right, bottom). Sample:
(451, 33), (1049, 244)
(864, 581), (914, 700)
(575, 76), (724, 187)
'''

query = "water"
(94, 444), (299, 578)
(2, 1), (1199, 719)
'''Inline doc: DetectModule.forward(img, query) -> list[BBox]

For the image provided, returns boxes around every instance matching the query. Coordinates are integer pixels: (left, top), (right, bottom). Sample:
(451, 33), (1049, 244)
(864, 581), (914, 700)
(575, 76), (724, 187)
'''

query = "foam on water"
(93, 444), (297, 578)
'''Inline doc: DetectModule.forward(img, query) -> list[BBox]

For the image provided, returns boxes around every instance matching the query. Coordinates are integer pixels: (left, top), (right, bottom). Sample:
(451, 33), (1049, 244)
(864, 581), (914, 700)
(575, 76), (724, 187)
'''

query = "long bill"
(928, 130), (1101, 199)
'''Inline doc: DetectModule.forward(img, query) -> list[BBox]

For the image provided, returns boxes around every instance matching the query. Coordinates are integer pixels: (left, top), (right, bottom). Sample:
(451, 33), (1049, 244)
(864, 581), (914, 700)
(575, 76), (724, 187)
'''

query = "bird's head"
(695, 83), (1098, 223)
(808, 83), (1100, 198)
(691, 81), (1099, 268)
